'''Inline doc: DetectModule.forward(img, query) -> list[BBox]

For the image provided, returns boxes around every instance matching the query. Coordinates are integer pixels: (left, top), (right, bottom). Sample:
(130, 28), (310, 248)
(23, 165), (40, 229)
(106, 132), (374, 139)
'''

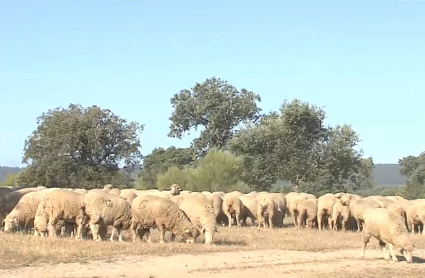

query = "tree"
(193, 148), (242, 192)
(228, 99), (328, 191)
(137, 146), (195, 189)
(156, 149), (243, 192)
(348, 157), (376, 192)
(21, 104), (144, 189)
(397, 152), (425, 199)
(311, 125), (364, 194)
(0, 173), (18, 187)
(168, 77), (262, 156)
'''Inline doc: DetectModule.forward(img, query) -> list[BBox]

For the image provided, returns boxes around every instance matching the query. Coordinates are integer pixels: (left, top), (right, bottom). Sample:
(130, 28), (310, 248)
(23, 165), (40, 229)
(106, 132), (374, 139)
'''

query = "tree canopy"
(19, 104), (144, 189)
(397, 151), (425, 199)
(137, 146), (195, 189)
(168, 77), (262, 156)
(228, 99), (366, 193)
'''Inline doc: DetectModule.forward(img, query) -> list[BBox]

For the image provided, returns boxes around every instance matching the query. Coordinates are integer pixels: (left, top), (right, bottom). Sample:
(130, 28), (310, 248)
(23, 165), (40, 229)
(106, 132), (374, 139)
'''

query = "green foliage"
(137, 146), (195, 189)
(229, 99), (367, 194)
(168, 77), (262, 156)
(397, 151), (425, 199)
(156, 149), (242, 192)
(20, 104), (144, 189)
(0, 173), (18, 187)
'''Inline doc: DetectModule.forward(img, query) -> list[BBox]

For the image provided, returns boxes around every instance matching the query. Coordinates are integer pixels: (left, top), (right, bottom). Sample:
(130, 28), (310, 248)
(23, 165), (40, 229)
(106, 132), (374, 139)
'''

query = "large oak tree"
(19, 104), (144, 189)
(168, 77), (262, 156)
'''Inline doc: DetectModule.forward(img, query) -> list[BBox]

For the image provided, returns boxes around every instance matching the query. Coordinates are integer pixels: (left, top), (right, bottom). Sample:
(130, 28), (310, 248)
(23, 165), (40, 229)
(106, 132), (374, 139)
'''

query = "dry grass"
(1, 217), (425, 269)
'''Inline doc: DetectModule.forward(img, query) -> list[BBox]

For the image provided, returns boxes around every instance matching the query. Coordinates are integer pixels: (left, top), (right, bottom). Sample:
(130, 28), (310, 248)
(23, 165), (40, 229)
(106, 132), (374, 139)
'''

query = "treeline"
(1, 77), (423, 198)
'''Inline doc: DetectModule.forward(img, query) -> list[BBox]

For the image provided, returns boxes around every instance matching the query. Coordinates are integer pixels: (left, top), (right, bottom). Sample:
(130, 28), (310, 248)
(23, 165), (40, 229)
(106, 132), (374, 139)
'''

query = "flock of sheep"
(0, 184), (424, 264)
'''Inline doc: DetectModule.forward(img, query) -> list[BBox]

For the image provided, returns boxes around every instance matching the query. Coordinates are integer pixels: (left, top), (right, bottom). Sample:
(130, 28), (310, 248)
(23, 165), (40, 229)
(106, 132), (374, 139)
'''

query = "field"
(0, 218), (424, 278)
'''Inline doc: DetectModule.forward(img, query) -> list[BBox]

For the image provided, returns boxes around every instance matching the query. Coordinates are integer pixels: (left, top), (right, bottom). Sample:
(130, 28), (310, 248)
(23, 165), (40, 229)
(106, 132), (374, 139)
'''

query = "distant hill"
(0, 166), (22, 183)
(0, 163), (408, 187)
(373, 163), (407, 187)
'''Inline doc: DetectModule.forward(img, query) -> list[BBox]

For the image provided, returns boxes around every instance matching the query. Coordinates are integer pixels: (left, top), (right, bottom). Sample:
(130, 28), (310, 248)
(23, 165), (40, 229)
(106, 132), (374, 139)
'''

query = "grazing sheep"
(317, 194), (337, 231)
(340, 194), (381, 232)
(3, 189), (59, 233)
(296, 198), (318, 229)
(222, 193), (243, 227)
(361, 208), (414, 263)
(405, 201), (425, 234)
(332, 200), (351, 231)
(208, 193), (226, 225)
(0, 187), (38, 222)
(172, 194), (218, 244)
(257, 195), (282, 229)
(119, 190), (137, 205)
(130, 195), (200, 244)
(34, 189), (84, 238)
(238, 195), (258, 226)
(80, 191), (132, 242)
(108, 188), (121, 196)
(268, 193), (287, 227)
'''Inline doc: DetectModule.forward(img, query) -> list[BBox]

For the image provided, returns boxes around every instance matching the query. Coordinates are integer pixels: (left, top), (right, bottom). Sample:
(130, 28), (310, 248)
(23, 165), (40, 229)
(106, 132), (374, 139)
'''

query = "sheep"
(2, 188), (59, 233)
(238, 195), (258, 226)
(34, 189), (84, 238)
(268, 193), (287, 227)
(169, 184), (182, 196)
(0, 187), (38, 222)
(207, 193), (226, 225)
(317, 194), (337, 231)
(108, 188), (121, 196)
(286, 193), (309, 227)
(172, 194), (218, 244)
(119, 190), (137, 205)
(103, 184), (113, 192)
(296, 198), (318, 229)
(332, 200), (351, 231)
(340, 193), (381, 232)
(361, 208), (414, 263)
(130, 195), (200, 244)
(405, 201), (425, 234)
(257, 195), (282, 229)
(80, 191), (132, 242)
(222, 193), (243, 227)
(74, 189), (88, 195)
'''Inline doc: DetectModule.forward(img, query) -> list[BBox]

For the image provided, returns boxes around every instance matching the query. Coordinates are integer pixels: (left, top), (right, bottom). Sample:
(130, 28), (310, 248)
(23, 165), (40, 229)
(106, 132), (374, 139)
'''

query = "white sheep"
(130, 194), (200, 244)
(361, 208), (414, 263)
(34, 189), (84, 238)
(3, 188), (59, 233)
(81, 191), (132, 242)
(172, 194), (218, 244)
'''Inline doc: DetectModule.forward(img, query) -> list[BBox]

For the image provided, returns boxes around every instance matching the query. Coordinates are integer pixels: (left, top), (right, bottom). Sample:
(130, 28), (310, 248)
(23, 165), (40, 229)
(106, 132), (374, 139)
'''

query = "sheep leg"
(327, 216), (333, 231)
(130, 222), (138, 242)
(170, 233), (176, 241)
(145, 229), (152, 243)
(117, 228), (124, 242)
(355, 218), (361, 232)
(236, 213), (241, 227)
(109, 228), (115, 241)
(378, 240), (390, 260)
(90, 223), (100, 242)
(227, 214), (232, 228)
(158, 227), (165, 244)
(387, 243), (398, 262)
(317, 214), (323, 231)
(361, 233), (371, 258)
(341, 219), (346, 231)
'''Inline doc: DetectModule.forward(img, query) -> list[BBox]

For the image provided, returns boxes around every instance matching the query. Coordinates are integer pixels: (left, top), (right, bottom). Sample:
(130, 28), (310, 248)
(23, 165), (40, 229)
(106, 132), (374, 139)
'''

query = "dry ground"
(0, 219), (424, 278)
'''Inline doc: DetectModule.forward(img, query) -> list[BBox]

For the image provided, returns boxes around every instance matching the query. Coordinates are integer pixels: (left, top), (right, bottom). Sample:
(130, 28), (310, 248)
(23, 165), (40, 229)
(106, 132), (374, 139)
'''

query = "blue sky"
(1, 0), (424, 167)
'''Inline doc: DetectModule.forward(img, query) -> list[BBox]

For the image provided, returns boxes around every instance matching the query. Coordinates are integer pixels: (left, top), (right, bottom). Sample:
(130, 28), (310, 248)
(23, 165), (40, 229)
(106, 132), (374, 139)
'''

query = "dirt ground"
(1, 248), (424, 278)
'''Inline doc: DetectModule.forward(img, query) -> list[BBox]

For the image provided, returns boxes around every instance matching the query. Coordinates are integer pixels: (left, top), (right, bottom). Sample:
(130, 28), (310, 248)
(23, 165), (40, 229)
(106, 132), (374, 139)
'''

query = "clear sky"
(1, 0), (424, 167)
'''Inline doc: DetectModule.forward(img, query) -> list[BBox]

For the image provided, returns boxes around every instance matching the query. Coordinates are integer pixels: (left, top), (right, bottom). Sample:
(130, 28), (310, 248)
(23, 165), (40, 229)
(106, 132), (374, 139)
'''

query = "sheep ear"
(215, 228), (219, 233)
(185, 229), (190, 233)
